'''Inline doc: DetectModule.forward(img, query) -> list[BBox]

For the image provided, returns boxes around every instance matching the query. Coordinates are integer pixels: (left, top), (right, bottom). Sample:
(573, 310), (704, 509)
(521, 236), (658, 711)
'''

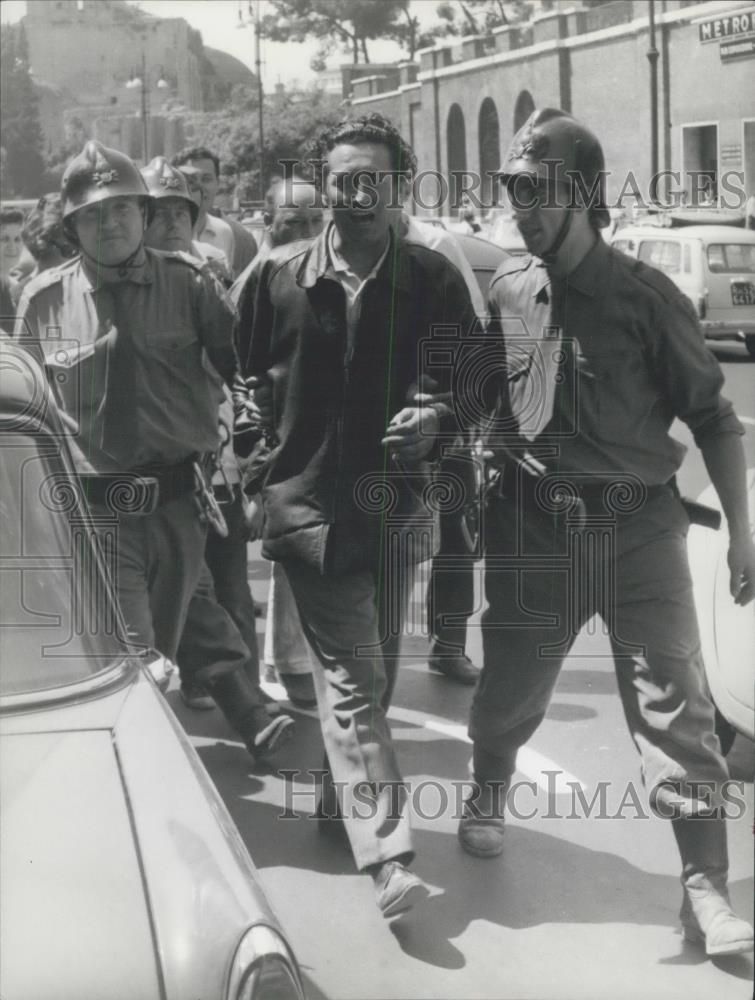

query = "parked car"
(610, 224), (755, 356)
(480, 210), (528, 257)
(455, 230), (509, 299)
(0, 339), (306, 1000)
(687, 470), (755, 754)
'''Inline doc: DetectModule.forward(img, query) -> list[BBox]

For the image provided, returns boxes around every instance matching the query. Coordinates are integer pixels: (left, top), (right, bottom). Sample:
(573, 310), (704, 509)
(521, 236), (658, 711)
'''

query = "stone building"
(23, 0), (253, 161)
(345, 0), (755, 215)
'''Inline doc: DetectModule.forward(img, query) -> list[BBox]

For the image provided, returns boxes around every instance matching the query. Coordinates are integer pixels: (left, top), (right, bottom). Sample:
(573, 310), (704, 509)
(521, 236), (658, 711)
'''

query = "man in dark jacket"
(234, 114), (478, 916)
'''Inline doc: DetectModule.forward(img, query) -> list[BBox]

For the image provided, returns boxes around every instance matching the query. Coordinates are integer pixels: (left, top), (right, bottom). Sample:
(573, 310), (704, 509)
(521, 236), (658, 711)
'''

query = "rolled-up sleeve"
(657, 290), (744, 446)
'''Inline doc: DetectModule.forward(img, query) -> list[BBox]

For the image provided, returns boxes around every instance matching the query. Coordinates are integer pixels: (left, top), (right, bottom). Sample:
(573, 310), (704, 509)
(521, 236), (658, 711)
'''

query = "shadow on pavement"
(398, 825), (754, 980)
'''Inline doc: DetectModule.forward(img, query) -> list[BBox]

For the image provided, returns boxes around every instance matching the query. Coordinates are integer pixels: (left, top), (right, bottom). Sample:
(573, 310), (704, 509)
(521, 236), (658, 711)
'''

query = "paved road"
(171, 345), (754, 1000)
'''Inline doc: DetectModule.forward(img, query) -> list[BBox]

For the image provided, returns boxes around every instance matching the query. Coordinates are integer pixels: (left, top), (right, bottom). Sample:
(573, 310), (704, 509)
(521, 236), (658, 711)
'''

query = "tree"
(261, 0), (409, 65)
(426, 0), (551, 39)
(174, 84), (343, 198)
(0, 23), (46, 197)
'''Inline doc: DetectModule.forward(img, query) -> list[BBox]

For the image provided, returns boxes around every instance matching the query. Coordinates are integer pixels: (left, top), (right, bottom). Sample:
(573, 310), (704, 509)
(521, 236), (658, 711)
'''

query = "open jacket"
(233, 223), (478, 575)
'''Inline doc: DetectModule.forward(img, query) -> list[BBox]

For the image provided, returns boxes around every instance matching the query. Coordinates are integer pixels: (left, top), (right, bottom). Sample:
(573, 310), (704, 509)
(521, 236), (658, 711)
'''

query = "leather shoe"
(280, 672), (317, 708)
(458, 784), (507, 858)
(428, 653), (480, 686)
(240, 709), (295, 760)
(372, 861), (430, 918)
(680, 873), (754, 956)
(179, 680), (215, 711)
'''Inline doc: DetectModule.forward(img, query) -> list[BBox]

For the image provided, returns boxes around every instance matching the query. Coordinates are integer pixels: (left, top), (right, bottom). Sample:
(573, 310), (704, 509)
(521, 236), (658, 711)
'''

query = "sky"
(0, 0), (436, 88)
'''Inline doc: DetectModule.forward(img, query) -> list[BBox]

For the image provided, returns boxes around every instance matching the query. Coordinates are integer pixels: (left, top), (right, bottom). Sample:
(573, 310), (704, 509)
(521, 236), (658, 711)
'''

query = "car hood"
(1, 673), (281, 1000)
(0, 728), (161, 1000)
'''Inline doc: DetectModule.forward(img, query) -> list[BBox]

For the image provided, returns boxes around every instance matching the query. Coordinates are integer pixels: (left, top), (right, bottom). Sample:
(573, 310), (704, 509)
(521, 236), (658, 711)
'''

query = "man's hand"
(381, 406), (439, 463)
(241, 493), (264, 542)
(245, 375), (274, 429)
(727, 533), (755, 606)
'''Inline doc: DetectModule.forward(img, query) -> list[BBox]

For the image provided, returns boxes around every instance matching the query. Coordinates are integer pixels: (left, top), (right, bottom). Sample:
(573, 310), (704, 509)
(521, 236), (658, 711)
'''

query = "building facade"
(346, 0), (755, 216)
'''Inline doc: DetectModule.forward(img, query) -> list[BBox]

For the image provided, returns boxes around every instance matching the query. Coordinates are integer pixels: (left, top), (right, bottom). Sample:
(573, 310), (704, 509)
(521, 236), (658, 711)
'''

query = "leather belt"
(82, 456), (197, 512)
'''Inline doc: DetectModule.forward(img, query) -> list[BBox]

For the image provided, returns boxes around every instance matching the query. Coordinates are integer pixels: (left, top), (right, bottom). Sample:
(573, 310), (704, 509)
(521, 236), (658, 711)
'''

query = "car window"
(706, 243), (755, 274)
(638, 240), (681, 274)
(0, 437), (127, 698)
(683, 244), (691, 273)
(613, 239), (636, 255)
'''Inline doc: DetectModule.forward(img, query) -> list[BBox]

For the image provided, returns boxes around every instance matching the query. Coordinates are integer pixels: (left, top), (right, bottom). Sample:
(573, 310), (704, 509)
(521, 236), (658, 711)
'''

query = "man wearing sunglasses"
(460, 108), (754, 958)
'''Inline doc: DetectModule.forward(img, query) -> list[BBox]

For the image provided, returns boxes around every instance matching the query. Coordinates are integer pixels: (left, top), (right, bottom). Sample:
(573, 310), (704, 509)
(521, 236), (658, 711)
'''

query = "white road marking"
(261, 689), (589, 795)
(738, 415), (755, 426)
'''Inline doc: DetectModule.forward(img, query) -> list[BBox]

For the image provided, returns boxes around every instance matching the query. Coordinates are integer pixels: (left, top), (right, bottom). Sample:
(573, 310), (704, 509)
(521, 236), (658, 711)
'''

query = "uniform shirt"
(14, 250), (237, 472)
(487, 237), (744, 485)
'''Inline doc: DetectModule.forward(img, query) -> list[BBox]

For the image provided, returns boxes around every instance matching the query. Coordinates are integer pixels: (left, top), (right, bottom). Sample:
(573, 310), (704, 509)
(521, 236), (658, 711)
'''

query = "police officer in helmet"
(14, 141), (284, 760)
(459, 109), (754, 957)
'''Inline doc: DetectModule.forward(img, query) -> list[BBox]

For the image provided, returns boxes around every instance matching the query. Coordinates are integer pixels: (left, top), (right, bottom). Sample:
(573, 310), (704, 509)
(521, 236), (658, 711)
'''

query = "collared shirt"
(327, 226), (390, 356)
(14, 250), (237, 472)
(197, 213), (235, 269)
(487, 238), (744, 485)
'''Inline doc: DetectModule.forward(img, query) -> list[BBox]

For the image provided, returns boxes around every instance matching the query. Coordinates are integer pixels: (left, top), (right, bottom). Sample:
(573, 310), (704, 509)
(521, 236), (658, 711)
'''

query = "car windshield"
(0, 434), (127, 698)
(706, 243), (755, 274)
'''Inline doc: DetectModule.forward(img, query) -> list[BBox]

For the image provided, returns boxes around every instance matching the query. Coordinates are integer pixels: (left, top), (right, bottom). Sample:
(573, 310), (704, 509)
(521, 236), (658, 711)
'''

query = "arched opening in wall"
(447, 103), (467, 211)
(514, 90), (535, 132)
(478, 97), (500, 211)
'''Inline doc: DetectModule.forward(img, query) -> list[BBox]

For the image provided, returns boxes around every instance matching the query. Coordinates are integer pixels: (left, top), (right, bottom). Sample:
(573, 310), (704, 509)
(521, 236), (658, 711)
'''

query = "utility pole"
(140, 51), (150, 163)
(238, 2), (266, 202)
(255, 0), (265, 201)
(647, 0), (659, 199)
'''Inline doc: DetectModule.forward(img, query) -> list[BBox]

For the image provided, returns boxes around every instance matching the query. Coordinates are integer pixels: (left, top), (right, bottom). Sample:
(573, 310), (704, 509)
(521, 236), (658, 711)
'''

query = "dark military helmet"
(140, 156), (199, 226)
(499, 108), (610, 228)
(61, 140), (153, 225)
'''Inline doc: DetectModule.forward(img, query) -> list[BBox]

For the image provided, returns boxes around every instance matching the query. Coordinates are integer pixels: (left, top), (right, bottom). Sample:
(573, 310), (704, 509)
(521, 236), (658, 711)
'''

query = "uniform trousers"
(282, 555), (413, 870)
(426, 451), (479, 654)
(100, 492), (205, 662)
(201, 490), (261, 682)
(471, 481), (730, 835)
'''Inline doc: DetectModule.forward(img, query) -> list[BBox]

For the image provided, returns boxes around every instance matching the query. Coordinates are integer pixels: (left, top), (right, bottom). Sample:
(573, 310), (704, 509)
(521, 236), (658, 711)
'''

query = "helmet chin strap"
(540, 208), (573, 268)
(76, 209), (149, 277)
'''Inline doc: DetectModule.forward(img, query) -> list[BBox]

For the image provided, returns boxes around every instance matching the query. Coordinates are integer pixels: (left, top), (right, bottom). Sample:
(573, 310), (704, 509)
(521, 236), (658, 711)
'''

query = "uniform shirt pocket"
(584, 348), (650, 444)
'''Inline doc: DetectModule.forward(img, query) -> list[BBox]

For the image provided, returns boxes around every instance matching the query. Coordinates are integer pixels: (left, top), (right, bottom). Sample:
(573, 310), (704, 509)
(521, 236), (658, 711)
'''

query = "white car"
(687, 470), (755, 753)
(0, 339), (306, 1000)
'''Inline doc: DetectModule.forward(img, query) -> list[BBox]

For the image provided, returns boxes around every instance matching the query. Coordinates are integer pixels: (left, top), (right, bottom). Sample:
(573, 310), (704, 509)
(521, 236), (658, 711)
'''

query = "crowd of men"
(2, 108), (754, 950)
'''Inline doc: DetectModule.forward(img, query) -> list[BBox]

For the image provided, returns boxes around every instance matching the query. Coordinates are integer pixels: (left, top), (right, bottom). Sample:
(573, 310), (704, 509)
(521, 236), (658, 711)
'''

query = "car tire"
(714, 707), (737, 756)
(746, 335), (755, 359)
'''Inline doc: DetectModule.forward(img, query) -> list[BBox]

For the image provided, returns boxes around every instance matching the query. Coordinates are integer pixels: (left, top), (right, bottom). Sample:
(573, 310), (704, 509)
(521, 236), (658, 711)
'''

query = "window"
(638, 240), (681, 274)
(683, 244), (691, 273)
(706, 243), (755, 274)
(613, 239), (636, 255)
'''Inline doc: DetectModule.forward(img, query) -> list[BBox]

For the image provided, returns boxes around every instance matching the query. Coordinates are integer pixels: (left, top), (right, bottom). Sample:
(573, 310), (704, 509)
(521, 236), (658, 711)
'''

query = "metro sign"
(698, 8), (755, 43)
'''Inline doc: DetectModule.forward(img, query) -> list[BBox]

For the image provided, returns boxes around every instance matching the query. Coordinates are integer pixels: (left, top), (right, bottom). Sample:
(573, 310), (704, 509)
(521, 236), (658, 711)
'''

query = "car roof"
(613, 225), (755, 243)
(454, 232), (509, 268)
(0, 336), (61, 436)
